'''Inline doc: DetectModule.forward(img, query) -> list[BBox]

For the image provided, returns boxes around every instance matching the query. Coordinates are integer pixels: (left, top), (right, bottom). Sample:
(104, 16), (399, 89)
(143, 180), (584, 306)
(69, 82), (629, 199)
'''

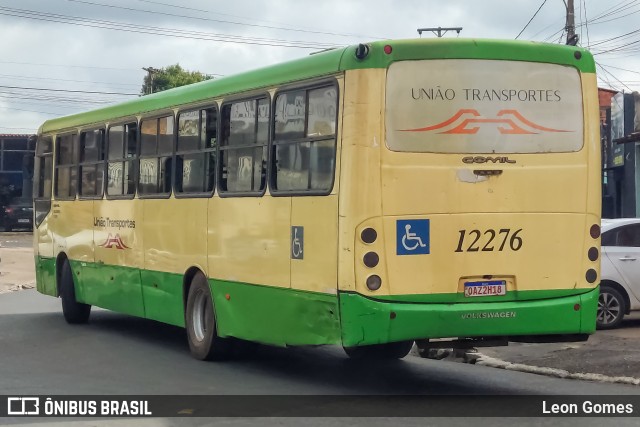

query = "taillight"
(4, 207), (12, 214)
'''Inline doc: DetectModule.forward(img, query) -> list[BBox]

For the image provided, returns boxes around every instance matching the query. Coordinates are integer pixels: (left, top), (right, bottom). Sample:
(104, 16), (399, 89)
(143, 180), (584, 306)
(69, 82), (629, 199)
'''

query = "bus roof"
(39, 38), (594, 134)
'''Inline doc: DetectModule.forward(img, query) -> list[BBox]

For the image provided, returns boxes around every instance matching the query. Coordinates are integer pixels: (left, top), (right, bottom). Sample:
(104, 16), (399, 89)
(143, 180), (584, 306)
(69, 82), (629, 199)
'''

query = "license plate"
(464, 280), (506, 297)
(17, 219), (30, 223)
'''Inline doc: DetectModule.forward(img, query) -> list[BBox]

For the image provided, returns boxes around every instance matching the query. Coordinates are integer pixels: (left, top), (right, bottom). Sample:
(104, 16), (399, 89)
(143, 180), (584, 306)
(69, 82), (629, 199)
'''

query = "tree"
(141, 64), (212, 95)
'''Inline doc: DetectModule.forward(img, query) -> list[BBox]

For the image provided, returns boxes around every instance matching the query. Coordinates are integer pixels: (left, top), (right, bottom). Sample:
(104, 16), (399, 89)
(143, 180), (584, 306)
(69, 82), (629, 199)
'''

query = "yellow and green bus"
(33, 38), (601, 360)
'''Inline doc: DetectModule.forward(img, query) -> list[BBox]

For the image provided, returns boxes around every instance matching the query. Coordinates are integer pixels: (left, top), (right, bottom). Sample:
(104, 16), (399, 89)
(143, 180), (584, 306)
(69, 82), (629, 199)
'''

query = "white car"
(598, 218), (640, 329)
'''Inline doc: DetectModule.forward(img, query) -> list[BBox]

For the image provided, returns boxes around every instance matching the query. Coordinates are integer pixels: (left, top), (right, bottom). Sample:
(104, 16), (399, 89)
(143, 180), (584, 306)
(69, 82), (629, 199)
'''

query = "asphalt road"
(0, 232), (32, 249)
(1, 291), (639, 426)
(2, 289), (638, 395)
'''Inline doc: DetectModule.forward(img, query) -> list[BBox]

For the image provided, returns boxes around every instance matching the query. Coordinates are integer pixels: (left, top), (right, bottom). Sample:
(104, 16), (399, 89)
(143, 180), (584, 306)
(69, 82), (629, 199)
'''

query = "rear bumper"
(339, 287), (598, 347)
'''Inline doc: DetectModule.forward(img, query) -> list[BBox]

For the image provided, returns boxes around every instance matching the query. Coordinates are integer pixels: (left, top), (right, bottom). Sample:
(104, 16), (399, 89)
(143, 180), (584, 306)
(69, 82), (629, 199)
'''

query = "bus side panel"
(337, 69), (386, 293)
(211, 279), (341, 346)
(208, 196), (291, 289)
(50, 199), (94, 303)
(91, 198), (144, 317)
(290, 196), (338, 295)
(582, 73), (602, 241)
(141, 198), (207, 326)
(35, 215), (57, 297)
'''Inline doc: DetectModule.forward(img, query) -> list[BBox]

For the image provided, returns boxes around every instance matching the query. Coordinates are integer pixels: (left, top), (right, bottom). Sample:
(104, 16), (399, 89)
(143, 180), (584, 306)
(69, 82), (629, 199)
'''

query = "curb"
(472, 352), (640, 386)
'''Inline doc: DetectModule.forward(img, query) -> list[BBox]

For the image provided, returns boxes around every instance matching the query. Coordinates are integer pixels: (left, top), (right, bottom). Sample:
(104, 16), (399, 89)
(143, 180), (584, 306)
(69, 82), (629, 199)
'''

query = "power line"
(65, 0), (382, 40)
(0, 126), (38, 131)
(0, 6), (336, 49)
(0, 106), (59, 116)
(599, 63), (640, 75)
(515, 0), (548, 39)
(0, 60), (137, 71)
(0, 73), (140, 88)
(0, 85), (137, 96)
(131, 0), (386, 40)
(596, 62), (633, 92)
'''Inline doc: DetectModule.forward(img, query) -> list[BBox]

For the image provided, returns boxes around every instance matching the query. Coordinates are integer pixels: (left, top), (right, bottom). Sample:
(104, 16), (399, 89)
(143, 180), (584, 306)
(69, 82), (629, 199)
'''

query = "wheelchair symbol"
(291, 226), (304, 259)
(401, 224), (427, 251)
(396, 219), (430, 255)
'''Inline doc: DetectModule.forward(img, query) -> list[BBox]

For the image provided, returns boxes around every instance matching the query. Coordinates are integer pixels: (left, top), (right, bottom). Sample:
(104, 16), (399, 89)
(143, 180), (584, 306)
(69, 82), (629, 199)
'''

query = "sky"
(0, 0), (638, 134)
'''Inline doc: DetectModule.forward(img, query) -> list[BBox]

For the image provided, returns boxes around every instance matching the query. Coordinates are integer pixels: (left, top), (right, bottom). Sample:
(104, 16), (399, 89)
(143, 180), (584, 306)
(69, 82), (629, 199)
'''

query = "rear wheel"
(344, 341), (413, 360)
(185, 273), (231, 360)
(597, 285), (626, 330)
(59, 259), (91, 324)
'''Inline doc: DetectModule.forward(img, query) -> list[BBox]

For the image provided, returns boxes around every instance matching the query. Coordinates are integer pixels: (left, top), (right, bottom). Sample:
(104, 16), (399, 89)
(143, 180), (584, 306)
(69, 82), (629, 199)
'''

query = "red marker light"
(384, 45), (393, 54)
(573, 304), (581, 311)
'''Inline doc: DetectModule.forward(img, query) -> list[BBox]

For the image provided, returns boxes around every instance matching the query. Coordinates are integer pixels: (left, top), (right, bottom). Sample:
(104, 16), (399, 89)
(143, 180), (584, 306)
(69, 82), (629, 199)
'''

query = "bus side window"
(219, 98), (268, 195)
(107, 122), (137, 197)
(139, 115), (174, 196)
(79, 129), (105, 198)
(54, 133), (78, 200)
(272, 84), (337, 194)
(176, 107), (217, 195)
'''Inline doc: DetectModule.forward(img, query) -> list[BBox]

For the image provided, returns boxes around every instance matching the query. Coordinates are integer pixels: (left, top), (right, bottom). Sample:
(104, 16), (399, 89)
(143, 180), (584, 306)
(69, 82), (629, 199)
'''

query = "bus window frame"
(218, 92), (271, 198)
(137, 111), (175, 200)
(174, 103), (219, 199)
(33, 134), (54, 227)
(105, 118), (139, 200)
(269, 79), (339, 197)
(78, 127), (106, 200)
(54, 131), (79, 201)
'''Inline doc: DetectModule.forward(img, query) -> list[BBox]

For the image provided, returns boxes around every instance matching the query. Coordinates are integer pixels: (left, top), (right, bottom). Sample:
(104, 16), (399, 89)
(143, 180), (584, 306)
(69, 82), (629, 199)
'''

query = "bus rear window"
(385, 59), (584, 154)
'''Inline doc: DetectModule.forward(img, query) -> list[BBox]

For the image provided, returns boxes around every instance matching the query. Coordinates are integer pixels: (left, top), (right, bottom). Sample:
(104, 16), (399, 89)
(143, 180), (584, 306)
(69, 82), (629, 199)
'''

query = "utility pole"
(565, 0), (578, 46)
(417, 27), (463, 38)
(142, 67), (160, 95)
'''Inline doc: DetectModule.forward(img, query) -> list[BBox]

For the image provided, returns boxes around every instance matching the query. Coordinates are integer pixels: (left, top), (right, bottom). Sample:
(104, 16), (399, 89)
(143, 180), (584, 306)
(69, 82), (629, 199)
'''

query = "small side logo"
(98, 233), (130, 250)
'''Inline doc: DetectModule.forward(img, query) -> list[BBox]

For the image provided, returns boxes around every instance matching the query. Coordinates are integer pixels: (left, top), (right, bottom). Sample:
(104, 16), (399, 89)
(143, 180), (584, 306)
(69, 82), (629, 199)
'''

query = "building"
(600, 90), (640, 218)
(0, 134), (35, 206)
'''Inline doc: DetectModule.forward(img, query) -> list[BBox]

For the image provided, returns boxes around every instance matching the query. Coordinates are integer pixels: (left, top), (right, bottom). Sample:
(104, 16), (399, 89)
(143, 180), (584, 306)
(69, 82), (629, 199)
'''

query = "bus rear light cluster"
(361, 227), (377, 244)
(361, 227), (381, 290)
(588, 247), (599, 261)
(366, 275), (382, 291)
(363, 252), (379, 268)
(590, 224), (600, 239)
(585, 269), (598, 284)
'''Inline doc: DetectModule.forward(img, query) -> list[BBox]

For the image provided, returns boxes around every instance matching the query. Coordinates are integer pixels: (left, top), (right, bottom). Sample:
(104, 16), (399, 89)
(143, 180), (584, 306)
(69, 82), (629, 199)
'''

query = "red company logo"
(398, 109), (572, 135)
(98, 233), (130, 250)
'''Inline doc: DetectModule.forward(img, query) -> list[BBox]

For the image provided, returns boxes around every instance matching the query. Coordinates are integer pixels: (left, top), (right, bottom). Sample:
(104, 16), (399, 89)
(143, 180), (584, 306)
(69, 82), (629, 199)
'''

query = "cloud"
(0, 0), (637, 133)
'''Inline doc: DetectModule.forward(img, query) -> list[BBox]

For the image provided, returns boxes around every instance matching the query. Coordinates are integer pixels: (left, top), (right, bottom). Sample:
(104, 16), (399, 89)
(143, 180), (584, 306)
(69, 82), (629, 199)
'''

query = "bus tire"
(380, 340), (414, 359)
(60, 259), (91, 324)
(185, 273), (231, 361)
(343, 341), (413, 360)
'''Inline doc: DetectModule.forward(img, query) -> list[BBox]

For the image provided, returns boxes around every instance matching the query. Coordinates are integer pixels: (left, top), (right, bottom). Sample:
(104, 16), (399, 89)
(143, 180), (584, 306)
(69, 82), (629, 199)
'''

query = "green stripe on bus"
(37, 256), (598, 347)
(341, 39), (595, 73)
(210, 280), (342, 346)
(339, 287), (598, 347)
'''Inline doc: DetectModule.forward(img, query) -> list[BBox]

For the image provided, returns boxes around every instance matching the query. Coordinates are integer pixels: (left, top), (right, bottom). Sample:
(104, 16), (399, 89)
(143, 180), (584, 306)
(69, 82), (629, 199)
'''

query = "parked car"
(2, 198), (33, 232)
(598, 218), (640, 329)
